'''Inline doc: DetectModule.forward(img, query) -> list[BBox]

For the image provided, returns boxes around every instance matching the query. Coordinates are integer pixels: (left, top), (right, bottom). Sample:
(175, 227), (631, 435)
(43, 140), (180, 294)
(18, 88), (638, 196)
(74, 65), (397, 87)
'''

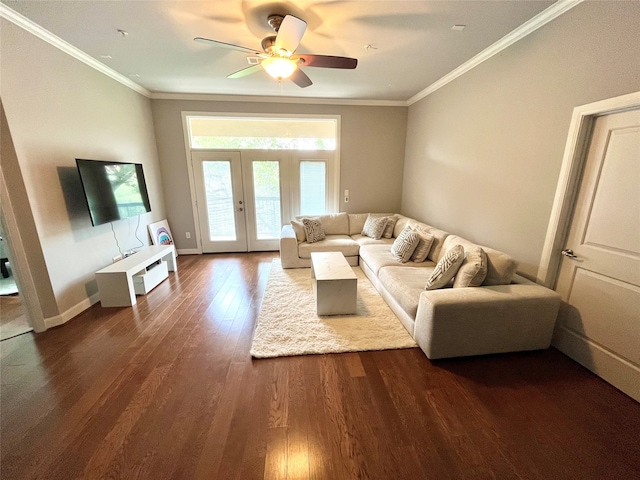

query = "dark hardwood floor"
(1, 252), (639, 479)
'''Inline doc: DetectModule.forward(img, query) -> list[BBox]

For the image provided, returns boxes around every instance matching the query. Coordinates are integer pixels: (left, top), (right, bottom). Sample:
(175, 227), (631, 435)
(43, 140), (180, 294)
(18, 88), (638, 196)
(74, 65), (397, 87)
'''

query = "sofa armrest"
(413, 284), (561, 359)
(280, 225), (303, 268)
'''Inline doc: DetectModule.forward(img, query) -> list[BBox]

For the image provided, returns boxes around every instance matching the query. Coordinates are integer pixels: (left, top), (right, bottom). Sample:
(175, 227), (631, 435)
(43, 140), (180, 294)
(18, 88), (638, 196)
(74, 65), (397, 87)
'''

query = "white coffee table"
(310, 251), (358, 315)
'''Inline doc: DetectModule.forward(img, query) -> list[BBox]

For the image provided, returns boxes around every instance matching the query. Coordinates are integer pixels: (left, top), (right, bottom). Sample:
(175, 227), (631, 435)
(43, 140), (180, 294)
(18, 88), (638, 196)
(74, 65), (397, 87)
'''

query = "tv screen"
(76, 159), (151, 226)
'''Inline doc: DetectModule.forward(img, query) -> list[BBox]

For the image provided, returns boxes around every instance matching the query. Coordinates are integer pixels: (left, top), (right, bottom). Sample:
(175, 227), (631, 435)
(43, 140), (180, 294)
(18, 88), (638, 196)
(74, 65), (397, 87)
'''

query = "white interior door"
(554, 108), (640, 401)
(192, 151), (247, 253)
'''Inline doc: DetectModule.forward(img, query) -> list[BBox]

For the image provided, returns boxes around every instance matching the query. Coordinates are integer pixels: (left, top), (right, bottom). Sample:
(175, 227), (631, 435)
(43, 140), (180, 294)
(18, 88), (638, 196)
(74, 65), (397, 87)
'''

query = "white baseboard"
(177, 248), (200, 255)
(553, 325), (640, 402)
(43, 292), (100, 330)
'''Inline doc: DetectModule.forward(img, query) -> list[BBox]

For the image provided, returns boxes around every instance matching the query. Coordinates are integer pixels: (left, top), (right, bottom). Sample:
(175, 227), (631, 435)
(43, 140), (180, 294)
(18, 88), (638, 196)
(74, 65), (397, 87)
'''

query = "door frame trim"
(180, 111), (341, 255)
(537, 91), (640, 288)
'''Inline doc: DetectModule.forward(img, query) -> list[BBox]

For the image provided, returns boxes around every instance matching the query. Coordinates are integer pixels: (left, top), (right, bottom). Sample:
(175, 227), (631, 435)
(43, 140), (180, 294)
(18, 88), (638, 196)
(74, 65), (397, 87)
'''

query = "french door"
(192, 151), (290, 252)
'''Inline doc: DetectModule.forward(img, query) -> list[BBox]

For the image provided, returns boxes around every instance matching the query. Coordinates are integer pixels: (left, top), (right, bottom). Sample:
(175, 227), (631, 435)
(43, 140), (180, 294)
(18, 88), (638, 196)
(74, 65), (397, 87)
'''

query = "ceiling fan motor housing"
(261, 35), (277, 54)
(267, 15), (285, 32)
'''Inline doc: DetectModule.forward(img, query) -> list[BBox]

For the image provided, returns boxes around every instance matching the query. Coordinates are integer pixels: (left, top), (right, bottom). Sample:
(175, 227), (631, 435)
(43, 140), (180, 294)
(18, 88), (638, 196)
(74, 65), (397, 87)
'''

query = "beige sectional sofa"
(279, 212), (561, 359)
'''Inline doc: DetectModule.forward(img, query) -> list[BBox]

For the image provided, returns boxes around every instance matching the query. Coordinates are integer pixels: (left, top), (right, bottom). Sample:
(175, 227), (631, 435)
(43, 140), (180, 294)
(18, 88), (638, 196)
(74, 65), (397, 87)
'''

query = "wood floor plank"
(1, 252), (639, 480)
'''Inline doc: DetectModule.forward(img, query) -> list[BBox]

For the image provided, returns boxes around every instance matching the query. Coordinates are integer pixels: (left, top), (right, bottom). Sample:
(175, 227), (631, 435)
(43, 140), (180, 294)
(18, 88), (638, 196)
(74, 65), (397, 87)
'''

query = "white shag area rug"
(250, 259), (417, 358)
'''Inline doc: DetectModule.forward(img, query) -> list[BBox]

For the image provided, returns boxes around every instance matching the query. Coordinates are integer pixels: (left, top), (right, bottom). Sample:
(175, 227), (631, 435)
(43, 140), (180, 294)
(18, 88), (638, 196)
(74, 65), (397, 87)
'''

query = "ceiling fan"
(194, 14), (358, 88)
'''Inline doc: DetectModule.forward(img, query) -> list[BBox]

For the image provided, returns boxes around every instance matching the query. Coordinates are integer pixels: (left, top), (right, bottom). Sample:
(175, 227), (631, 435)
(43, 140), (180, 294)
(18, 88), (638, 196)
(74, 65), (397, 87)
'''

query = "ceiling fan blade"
(294, 54), (358, 69)
(275, 15), (307, 54)
(227, 64), (263, 79)
(290, 69), (312, 88)
(194, 37), (262, 55)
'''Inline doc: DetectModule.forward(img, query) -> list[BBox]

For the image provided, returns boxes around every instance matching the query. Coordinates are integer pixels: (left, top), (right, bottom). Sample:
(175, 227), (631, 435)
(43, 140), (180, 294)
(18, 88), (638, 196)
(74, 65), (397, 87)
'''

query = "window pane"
(203, 161), (236, 241)
(252, 161), (281, 240)
(189, 116), (337, 150)
(300, 161), (326, 215)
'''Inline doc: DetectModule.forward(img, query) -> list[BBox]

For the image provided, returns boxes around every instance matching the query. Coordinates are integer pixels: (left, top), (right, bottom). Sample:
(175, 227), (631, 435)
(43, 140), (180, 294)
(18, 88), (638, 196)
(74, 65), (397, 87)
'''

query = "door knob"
(238, 207), (244, 212)
(561, 249), (578, 259)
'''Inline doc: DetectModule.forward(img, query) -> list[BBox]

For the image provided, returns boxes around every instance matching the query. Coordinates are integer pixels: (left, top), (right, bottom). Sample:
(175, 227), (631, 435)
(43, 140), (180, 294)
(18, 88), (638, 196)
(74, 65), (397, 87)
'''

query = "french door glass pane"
(252, 161), (282, 240)
(300, 161), (326, 215)
(203, 161), (236, 241)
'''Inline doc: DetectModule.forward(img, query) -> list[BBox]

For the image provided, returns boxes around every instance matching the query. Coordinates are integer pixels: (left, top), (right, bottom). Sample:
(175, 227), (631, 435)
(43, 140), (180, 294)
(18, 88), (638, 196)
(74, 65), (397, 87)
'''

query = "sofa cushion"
(443, 235), (518, 286)
(382, 215), (399, 238)
(298, 235), (360, 259)
(360, 244), (436, 275)
(393, 215), (411, 238)
(378, 266), (434, 319)
(348, 213), (394, 236)
(391, 226), (420, 263)
(298, 212), (348, 235)
(362, 215), (388, 239)
(351, 234), (394, 247)
(348, 213), (370, 235)
(407, 220), (450, 262)
(409, 225), (435, 263)
(425, 244), (465, 290)
(453, 247), (488, 288)
(303, 218), (325, 243)
(290, 220), (306, 242)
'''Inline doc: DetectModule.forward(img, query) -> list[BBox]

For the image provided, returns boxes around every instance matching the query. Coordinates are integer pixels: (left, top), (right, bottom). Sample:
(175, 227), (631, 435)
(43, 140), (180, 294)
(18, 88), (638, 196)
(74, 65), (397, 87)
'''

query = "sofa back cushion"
(297, 212), (348, 236)
(407, 220), (449, 262)
(443, 235), (518, 285)
(348, 213), (394, 236)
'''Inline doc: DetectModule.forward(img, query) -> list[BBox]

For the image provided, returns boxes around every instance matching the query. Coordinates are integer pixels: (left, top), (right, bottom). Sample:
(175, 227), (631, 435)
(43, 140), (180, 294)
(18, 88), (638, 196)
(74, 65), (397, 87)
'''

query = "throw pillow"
(409, 225), (435, 263)
(453, 247), (488, 288)
(382, 215), (399, 239)
(290, 219), (306, 243)
(361, 215), (388, 240)
(391, 226), (420, 263)
(425, 244), (465, 290)
(302, 218), (325, 243)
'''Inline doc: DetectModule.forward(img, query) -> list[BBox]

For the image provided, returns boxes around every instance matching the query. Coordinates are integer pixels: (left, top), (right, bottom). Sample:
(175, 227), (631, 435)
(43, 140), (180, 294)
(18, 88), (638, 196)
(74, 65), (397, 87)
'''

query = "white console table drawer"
(133, 260), (168, 295)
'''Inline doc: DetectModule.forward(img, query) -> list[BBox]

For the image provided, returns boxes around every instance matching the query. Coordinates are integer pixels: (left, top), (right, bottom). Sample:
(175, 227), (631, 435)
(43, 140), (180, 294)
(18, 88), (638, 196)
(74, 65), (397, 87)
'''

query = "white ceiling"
(2, 0), (558, 102)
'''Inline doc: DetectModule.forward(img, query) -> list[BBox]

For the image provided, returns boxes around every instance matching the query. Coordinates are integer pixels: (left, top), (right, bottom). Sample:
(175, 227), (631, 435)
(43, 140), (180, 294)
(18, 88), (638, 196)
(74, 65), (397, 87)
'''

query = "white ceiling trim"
(0, 4), (151, 98)
(407, 0), (584, 106)
(150, 92), (406, 107)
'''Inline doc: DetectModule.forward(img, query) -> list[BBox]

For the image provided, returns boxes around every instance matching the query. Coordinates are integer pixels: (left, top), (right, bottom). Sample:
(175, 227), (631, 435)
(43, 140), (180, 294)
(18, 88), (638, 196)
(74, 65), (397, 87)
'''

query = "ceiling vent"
(247, 57), (261, 65)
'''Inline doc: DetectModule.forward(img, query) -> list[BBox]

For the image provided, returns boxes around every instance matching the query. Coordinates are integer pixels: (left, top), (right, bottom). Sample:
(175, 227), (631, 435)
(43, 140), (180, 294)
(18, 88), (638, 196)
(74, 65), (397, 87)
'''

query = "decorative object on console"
(148, 219), (176, 251)
(302, 217), (325, 243)
(453, 247), (488, 288)
(425, 244), (465, 290)
(391, 226), (420, 263)
(361, 215), (388, 239)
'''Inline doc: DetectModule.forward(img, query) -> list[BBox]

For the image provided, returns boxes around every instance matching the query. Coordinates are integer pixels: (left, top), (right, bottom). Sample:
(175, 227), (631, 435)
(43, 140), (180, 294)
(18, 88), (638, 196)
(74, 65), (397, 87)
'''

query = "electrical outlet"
(344, 196), (350, 203)
(112, 255), (123, 263)
(186, 232), (191, 239)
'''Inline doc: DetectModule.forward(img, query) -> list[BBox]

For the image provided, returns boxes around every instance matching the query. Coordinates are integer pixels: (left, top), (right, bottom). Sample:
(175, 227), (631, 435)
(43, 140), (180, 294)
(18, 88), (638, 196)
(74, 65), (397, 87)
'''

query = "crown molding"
(407, 0), (584, 106)
(0, 4), (151, 98)
(2, 0), (582, 107)
(150, 92), (407, 107)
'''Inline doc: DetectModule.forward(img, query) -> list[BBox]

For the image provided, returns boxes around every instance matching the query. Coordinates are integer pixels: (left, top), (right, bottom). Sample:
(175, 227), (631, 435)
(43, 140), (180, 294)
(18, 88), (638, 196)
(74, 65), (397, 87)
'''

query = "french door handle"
(238, 207), (244, 212)
(561, 249), (578, 259)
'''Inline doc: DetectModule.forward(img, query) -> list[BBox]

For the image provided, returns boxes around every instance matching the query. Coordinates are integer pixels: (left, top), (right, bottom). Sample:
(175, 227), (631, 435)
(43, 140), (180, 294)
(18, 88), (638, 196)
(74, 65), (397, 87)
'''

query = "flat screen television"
(76, 159), (151, 226)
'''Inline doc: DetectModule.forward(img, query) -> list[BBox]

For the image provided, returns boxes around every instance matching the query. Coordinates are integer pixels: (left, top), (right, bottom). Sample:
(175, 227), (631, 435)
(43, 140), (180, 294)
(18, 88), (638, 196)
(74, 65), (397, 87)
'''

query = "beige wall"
(151, 100), (407, 250)
(402, 2), (640, 279)
(1, 20), (166, 321)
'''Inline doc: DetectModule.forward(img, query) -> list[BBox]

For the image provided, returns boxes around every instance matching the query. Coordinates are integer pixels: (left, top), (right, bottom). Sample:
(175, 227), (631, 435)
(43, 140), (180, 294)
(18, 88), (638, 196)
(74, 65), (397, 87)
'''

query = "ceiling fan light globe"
(262, 57), (297, 80)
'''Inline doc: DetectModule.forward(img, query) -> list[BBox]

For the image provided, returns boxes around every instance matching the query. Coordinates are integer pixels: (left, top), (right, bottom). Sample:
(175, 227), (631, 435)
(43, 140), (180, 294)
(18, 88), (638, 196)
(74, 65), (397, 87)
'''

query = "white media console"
(95, 244), (177, 307)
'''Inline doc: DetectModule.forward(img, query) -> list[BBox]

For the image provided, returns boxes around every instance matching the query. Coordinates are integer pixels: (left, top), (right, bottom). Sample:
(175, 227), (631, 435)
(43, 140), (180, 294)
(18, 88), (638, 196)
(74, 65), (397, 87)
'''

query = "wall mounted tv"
(76, 159), (151, 226)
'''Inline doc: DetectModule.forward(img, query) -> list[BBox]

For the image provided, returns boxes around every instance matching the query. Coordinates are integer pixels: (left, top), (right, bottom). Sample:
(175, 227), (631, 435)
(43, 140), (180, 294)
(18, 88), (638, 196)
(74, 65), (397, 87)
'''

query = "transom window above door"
(187, 115), (337, 150)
